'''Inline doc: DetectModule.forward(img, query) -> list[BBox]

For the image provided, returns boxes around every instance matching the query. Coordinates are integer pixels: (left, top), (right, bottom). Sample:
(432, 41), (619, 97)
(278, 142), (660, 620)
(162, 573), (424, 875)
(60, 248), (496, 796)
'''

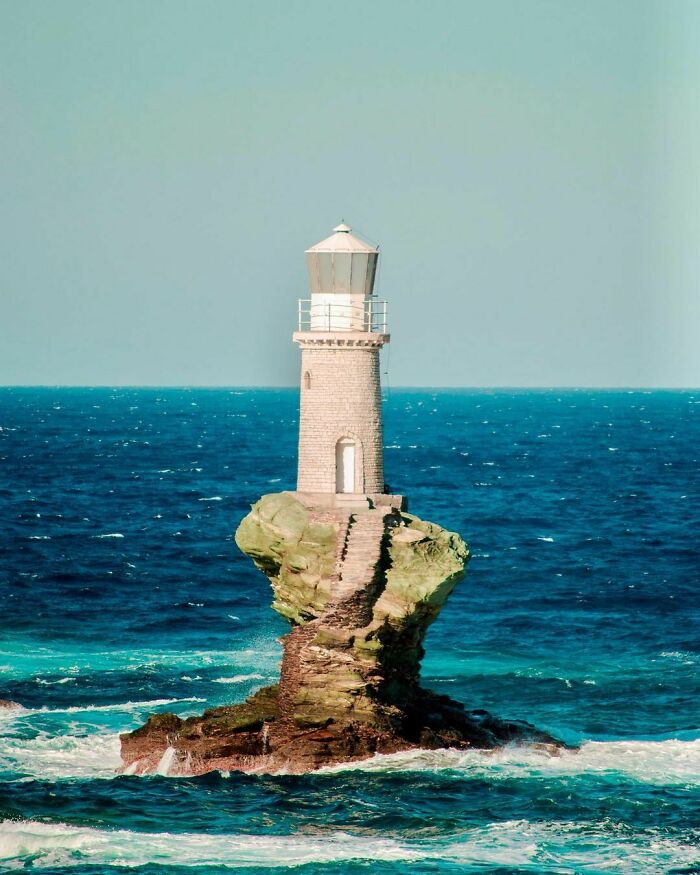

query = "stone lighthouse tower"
(293, 223), (391, 507)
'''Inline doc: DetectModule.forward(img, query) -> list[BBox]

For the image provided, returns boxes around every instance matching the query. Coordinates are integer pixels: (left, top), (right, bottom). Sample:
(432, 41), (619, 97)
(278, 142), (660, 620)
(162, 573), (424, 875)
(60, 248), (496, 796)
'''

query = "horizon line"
(0, 384), (697, 392)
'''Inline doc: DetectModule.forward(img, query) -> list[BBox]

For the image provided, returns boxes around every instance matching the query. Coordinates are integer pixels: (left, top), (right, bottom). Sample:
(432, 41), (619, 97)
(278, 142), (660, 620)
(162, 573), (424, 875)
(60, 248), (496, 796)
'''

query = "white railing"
(297, 299), (388, 333)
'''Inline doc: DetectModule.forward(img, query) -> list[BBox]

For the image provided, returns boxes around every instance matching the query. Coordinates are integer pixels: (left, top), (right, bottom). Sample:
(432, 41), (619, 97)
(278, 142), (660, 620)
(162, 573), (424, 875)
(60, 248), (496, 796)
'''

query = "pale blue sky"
(1, 0), (698, 386)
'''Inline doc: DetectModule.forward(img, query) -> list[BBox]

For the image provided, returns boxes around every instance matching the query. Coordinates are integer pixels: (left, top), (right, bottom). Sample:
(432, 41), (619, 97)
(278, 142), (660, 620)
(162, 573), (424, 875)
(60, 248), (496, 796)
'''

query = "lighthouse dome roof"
(306, 223), (378, 255)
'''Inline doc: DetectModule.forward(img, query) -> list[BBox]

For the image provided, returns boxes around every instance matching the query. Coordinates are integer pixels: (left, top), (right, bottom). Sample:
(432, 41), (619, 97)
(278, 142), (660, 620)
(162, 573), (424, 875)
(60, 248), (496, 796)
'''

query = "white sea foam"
(0, 697), (212, 781)
(659, 650), (698, 664)
(0, 732), (122, 780)
(35, 677), (75, 685)
(0, 820), (418, 867)
(51, 697), (204, 715)
(320, 738), (700, 785)
(0, 697), (205, 721)
(537, 536), (555, 542)
(198, 496), (223, 501)
(0, 818), (697, 871)
(93, 533), (124, 539)
(155, 745), (177, 776)
(0, 704), (29, 723)
(213, 674), (265, 684)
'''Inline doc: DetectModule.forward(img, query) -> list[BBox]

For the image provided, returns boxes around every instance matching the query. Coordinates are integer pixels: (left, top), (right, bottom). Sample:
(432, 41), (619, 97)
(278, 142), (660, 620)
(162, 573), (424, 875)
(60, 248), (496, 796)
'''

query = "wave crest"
(320, 738), (700, 785)
(0, 733), (122, 780)
(1, 818), (697, 872)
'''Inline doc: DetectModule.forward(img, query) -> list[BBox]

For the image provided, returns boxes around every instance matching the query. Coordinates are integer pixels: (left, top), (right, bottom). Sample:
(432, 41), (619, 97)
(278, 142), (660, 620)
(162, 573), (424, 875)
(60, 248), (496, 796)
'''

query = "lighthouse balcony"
(297, 299), (388, 334)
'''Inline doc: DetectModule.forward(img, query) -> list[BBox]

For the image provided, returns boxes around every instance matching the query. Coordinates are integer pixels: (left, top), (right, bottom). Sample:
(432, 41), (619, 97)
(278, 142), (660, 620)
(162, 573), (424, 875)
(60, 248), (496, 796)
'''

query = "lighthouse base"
(290, 491), (407, 512)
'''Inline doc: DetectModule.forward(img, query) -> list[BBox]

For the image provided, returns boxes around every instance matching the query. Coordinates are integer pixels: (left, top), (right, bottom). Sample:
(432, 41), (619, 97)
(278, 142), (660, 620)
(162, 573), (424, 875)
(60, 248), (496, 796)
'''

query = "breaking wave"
(320, 738), (700, 786)
(0, 818), (697, 872)
(0, 699), (206, 780)
(0, 732), (122, 780)
(212, 673), (265, 684)
(1, 697), (205, 718)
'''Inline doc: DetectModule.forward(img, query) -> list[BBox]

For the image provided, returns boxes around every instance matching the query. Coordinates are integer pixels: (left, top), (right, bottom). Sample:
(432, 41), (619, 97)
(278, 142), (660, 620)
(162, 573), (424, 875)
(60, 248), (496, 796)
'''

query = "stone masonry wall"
(297, 343), (383, 493)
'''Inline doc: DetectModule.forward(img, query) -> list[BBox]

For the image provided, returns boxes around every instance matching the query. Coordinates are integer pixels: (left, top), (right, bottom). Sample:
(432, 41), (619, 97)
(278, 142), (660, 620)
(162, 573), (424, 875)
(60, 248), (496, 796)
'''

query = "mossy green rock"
(236, 494), (468, 633)
(380, 513), (469, 623)
(235, 492), (337, 624)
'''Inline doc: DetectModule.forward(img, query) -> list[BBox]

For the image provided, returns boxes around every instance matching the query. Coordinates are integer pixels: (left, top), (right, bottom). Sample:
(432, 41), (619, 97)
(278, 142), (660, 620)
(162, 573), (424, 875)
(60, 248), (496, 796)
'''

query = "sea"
(0, 387), (698, 874)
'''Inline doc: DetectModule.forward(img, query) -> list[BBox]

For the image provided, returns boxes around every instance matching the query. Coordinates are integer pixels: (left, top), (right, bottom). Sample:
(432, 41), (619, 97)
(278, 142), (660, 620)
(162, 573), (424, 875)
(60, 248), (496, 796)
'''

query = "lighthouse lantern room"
(293, 223), (392, 507)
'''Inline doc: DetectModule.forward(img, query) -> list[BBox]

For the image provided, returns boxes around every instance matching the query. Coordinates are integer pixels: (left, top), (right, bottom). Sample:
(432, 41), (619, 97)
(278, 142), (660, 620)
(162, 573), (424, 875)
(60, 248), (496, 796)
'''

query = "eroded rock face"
(235, 493), (470, 725)
(234, 492), (339, 625)
(121, 493), (562, 775)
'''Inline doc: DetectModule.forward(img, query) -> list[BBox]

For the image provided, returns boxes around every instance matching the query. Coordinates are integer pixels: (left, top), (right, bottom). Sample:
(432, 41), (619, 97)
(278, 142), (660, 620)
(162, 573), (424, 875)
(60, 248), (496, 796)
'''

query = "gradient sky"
(1, 0), (698, 387)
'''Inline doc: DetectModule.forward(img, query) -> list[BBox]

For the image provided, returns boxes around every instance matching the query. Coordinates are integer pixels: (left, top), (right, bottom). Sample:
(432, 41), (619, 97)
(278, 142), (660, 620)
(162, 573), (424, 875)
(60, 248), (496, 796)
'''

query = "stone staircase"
(333, 513), (352, 578)
(276, 510), (389, 722)
(308, 508), (353, 590)
(332, 509), (388, 604)
(278, 507), (397, 722)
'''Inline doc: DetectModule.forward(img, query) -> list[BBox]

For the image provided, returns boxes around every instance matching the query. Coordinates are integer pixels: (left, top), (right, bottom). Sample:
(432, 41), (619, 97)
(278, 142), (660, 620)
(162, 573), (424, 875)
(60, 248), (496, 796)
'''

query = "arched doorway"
(335, 438), (355, 493)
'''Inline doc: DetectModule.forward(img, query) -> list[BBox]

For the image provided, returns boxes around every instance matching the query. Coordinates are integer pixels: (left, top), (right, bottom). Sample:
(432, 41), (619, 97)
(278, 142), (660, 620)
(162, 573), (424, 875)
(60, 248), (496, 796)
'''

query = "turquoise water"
(0, 388), (698, 873)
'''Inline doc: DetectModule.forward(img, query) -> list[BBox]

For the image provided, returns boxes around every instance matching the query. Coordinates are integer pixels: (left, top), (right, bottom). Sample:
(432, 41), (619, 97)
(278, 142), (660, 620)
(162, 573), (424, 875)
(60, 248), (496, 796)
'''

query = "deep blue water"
(0, 387), (698, 873)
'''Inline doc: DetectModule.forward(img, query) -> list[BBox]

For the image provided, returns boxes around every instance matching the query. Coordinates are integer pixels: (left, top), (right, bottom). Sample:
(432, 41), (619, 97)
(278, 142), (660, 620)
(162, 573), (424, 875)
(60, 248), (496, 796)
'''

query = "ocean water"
(0, 387), (698, 874)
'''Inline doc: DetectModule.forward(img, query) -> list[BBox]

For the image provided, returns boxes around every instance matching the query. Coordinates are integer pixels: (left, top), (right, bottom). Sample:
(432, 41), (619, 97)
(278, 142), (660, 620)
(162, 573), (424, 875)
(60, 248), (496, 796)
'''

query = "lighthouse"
(293, 223), (393, 507)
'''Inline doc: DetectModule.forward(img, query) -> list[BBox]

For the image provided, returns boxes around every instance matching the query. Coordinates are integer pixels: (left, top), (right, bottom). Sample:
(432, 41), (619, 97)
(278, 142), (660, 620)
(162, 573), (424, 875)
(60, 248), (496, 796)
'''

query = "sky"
(1, 0), (698, 387)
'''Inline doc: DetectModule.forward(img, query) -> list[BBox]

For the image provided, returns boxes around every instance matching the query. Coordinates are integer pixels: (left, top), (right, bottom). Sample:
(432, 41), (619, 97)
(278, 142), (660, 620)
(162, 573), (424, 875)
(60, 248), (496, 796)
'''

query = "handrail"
(297, 299), (388, 333)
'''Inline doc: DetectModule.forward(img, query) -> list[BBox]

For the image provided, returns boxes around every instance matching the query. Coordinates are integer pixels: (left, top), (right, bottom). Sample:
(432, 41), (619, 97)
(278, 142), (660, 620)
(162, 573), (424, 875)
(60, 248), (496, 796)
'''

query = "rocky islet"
(120, 493), (562, 774)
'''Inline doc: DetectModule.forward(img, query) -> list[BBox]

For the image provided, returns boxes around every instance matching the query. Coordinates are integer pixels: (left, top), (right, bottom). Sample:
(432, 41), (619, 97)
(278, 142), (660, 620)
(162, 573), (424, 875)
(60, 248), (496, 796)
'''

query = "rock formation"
(121, 493), (561, 775)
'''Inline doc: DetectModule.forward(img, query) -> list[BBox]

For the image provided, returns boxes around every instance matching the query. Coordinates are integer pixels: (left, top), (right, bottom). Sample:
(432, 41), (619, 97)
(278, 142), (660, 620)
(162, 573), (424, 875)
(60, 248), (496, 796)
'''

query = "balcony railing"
(297, 299), (388, 333)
